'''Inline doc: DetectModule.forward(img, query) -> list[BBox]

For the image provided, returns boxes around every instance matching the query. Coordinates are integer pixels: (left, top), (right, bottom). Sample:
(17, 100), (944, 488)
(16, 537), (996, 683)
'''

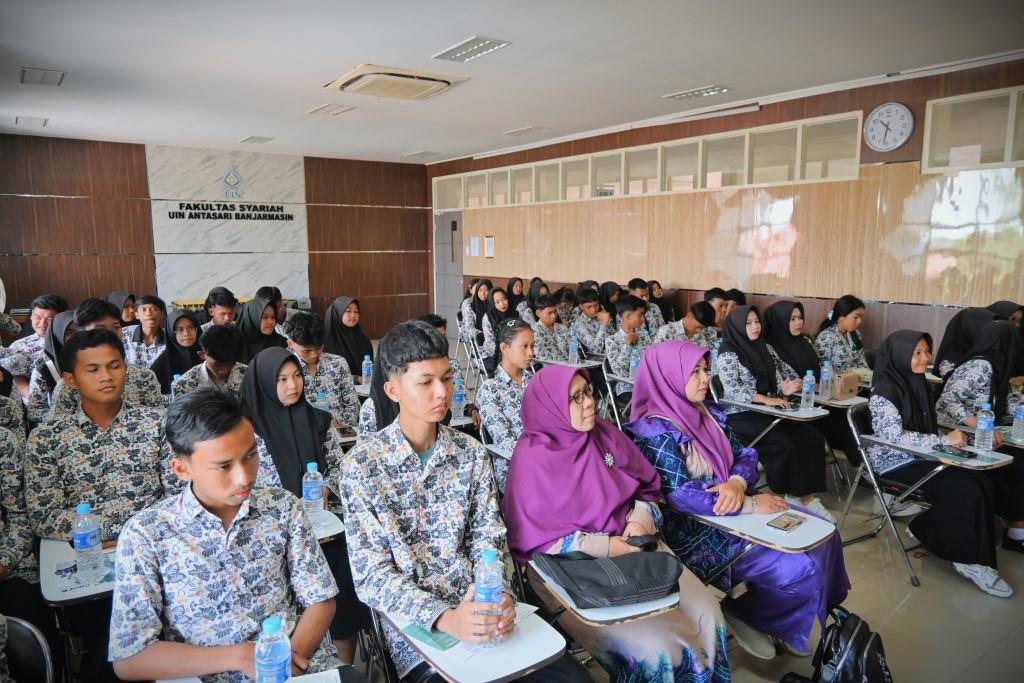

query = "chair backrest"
(847, 401), (873, 447)
(5, 615), (54, 683)
(710, 374), (724, 403)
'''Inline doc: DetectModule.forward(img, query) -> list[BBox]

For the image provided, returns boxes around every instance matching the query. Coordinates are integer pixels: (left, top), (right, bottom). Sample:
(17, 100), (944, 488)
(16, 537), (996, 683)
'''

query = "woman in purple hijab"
(626, 341), (850, 660)
(504, 365), (730, 683)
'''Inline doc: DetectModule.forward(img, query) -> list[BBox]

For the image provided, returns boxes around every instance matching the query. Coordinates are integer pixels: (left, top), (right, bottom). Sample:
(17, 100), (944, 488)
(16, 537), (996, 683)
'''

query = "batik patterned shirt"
(573, 314), (614, 355)
(171, 362), (247, 399)
(692, 326), (721, 351)
(516, 301), (536, 325)
(49, 364), (163, 420)
(123, 329), (166, 369)
(458, 298), (479, 343)
(531, 321), (570, 362)
(935, 358), (1011, 427)
(475, 366), (531, 489)
(0, 313), (21, 338)
(604, 328), (654, 395)
(0, 426), (36, 583)
(339, 421), (507, 677)
(644, 302), (665, 336)
(813, 326), (867, 374)
(23, 403), (169, 540)
(868, 394), (950, 474)
(654, 320), (708, 347)
(0, 396), (25, 443)
(715, 348), (790, 414)
(8, 334), (45, 374)
(296, 352), (359, 429)
(108, 486), (340, 682)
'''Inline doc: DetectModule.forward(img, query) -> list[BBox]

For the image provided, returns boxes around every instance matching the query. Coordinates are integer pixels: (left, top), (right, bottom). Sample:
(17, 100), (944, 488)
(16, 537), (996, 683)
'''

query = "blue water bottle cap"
(982, 402), (992, 410)
(482, 548), (498, 564)
(306, 462), (318, 473)
(261, 615), (282, 635)
(76, 502), (92, 515)
(363, 355), (371, 360)
(823, 360), (831, 366)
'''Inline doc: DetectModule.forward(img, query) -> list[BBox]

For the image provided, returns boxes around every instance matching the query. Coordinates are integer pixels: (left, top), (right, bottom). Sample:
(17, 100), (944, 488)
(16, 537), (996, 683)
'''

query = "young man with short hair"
(283, 312), (359, 429)
(627, 276), (665, 336)
(604, 294), (653, 398)
(694, 286), (730, 349)
(200, 287), (239, 332)
(109, 387), (361, 683)
(171, 324), (247, 398)
(572, 288), (614, 355)
(7, 293), (67, 372)
(124, 295), (167, 368)
(724, 287), (747, 316)
(655, 300), (713, 346)
(529, 295), (571, 362)
(340, 321), (588, 683)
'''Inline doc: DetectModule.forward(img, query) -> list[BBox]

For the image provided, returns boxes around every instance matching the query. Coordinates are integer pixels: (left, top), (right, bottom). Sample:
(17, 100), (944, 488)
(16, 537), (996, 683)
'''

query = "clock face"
(864, 102), (914, 152)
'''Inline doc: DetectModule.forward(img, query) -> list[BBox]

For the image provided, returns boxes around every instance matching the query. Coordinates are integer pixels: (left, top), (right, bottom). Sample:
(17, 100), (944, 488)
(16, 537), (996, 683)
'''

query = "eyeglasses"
(569, 386), (594, 405)
(174, 326), (197, 335)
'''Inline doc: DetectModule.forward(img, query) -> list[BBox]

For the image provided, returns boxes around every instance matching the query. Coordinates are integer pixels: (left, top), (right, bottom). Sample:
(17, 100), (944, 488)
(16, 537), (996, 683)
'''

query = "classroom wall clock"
(863, 102), (914, 152)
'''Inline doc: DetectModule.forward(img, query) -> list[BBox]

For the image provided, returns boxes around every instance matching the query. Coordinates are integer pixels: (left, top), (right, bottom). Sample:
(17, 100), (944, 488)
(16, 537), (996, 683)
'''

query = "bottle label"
(977, 417), (995, 431)
(1015, 406), (1024, 419)
(73, 528), (100, 551)
(303, 481), (323, 502)
(454, 391), (465, 402)
(475, 584), (502, 604)
(255, 658), (290, 683)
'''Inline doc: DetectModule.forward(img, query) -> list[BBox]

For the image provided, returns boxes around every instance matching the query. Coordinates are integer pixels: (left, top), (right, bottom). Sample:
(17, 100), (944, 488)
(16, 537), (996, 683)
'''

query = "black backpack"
(780, 608), (893, 683)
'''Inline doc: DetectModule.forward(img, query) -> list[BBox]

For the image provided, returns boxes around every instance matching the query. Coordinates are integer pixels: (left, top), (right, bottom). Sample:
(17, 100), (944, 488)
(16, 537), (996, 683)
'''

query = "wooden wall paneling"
(308, 252), (429, 298)
(0, 197), (154, 256)
(305, 157), (428, 207)
(0, 134), (149, 198)
(307, 205), (430, 251)
(0, 254), (157, 309)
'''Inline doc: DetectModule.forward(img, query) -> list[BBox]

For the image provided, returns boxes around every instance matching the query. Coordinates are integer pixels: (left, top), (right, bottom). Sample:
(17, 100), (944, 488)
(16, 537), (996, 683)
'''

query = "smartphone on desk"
(934, 444), (975, 458)
(767, 512), (807, 532)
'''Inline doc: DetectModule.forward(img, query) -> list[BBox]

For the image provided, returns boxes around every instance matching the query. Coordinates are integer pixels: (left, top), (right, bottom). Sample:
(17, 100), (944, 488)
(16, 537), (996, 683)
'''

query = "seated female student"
(476, 319), (534, 490)
(655, 301), (715, 346)
(106, 291), (138, 328)
(123, 295), (167, 368)
(520, 278), (550, 324)
(814, 295), (869, 375)
(933, 307), (996, 378)
(503, 365), (730, 683)
(986, 300), (1024, 378)
(480, 286), (518, 374)
(626, 341), (850, 659)
(554, 287), (578, 327)
(235, 297), (286, 363)
(171, 324), (247, 398)
(868, 330), (1013, 596)
(506, 276), (526, 315)
(598, 280), (621, 320)
(717, 306), (834, 521)
(150, 309), (202, 395)
(323, 296), (373, 382)
(458, 278), (491, 345)
(647, 279), (674, 324)
(240, 346), (364, 661)
(574, 288), (614, 355)
(284, 312), (359, 430)
(25, 310), (75, 423)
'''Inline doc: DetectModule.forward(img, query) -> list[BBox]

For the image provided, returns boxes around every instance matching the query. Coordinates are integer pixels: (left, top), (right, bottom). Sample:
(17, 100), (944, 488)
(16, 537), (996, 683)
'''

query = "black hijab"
(933, 307), (996, 377)
(506, 277), (525, 311)
(240, 347), (330, 496)
(470, 279), (493, 331)
(961, 321), (1019, 419)
(872, 330), (937, 434)
(647, 280), (674, 323)
(106, 291), (138, 328)
(763, 301), (820, 381)
(719, 305), (778, 396)
(42, 311), (75, 391)
(235, 298), (286, 363)
(599, 281), (620, 314)
(322, 296), (373, 374)
(485, 287), (518, 333)
(986, 300), (1024, 322)
(150, 309), (202, 394)
(526, 279), (549, 313)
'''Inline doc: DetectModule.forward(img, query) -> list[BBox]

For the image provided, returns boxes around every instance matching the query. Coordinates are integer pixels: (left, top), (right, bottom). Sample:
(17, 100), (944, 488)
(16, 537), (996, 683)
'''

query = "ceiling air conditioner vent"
(324, 64), (468, 101)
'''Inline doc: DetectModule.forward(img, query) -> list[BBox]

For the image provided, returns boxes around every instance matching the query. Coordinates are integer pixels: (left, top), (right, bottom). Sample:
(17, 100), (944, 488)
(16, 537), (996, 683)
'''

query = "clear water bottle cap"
(318, 391), (327, 399)
(982, 402), (992, 410)
(261, 615), (282, 635)
(306, 462), (318, 473)
(482, 548), (498, 564)
(76, 502), (92, 515)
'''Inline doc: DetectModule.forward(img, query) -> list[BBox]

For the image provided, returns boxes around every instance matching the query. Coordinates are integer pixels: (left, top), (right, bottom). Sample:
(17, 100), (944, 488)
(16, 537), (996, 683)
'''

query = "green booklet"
(401, 623), (460, 651)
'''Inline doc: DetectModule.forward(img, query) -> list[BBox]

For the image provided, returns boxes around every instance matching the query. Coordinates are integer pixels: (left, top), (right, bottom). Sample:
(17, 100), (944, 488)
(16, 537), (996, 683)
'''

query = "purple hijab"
(503, 365), (662, 562)
(629, 341), (735, 484)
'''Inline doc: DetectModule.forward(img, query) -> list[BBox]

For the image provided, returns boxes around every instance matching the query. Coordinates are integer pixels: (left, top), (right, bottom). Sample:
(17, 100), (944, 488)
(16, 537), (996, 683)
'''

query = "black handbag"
(533, 547), (683, 608)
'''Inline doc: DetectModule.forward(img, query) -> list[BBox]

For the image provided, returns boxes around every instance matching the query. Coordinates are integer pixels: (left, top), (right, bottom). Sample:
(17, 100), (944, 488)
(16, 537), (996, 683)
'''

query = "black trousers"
(884, 462), (999, 568)
(990, 450), (1024, 522)
(321, 534), (368, 640)
(812, 408), (862, 467)
(727, 410), (827, 496)
(62, 595), (122, 682)
(404, 652), (592, 683)
(0, 578), (64, 679)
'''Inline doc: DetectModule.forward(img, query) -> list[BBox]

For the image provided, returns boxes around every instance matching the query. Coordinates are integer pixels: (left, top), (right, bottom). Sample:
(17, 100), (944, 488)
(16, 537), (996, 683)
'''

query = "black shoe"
(1001, 532), (1024, 555)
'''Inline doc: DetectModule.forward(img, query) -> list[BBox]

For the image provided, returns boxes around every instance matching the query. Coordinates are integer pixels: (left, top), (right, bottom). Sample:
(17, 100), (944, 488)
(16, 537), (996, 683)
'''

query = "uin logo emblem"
(223, 167), (243, 199)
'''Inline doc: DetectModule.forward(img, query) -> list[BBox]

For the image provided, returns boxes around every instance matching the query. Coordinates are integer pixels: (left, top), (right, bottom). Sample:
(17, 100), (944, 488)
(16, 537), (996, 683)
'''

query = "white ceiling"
(1, 0), (1022, 164)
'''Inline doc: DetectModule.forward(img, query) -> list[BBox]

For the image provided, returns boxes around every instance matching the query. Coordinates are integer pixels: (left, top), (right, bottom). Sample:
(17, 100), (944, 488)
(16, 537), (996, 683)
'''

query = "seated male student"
(172, 324), (247, 398)
(23, 328), (169, 682)
(340, 321), (589, 683)
(573, 288), (614, 355)
(283, 311), (359, 429)
(627, 277), (665, 336)
(7, 293), (67, 373)
(49, 298), (163, 419)
(604, 294), (653, 399)
(108, 387), (363, 683)
(124, 294), (168, 368)
(724, 288), (747, 316)
(200, 286), (239, 332)
(692, 286), (729, 348)
(655, 300), (716, 347)
(530, 295), (571, 362)
(0, 352), (31, 406)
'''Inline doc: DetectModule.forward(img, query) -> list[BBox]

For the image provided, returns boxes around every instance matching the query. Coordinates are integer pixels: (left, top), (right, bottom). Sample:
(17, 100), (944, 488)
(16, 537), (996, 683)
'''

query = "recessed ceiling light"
(307, 103), (356, 116)
(20, 67), (64, 86)
(433, 35), (511, 63)
(403, 150), (438, 159)
(238, 135), (274, 144)
(14, 116), (48, 127)
(662, 85), (731, 100)
(502, 125), (548, 137)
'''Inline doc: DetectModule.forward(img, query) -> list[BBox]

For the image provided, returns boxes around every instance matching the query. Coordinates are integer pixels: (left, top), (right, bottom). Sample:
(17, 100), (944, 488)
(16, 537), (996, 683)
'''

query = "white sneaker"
(874, 492), (924, 518)
(952, 562), (1014, 598)
(723, 608), (776, 660)
(784, 496), (837, 525)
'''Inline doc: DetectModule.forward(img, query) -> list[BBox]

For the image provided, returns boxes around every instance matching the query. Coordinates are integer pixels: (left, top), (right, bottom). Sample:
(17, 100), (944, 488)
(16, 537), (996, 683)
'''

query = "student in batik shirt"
(109, 387), (363, 683)
(339, 321), (589, 683)
(724, 288), (746, 317)
(554, 287), (578, 327)
(481, 287), (518, 372)
(458, 279), (491, 344)
(814, 294), (869, 374)
(604, 295), (653, 398)
(7, 293), (67, 374)
(24, 310), (76, 423)
(172, 324), (247, 398)
(655, 301), (715, 346)
(123, 295), (167, 368)
(519, 278), (550, 325)
(284, 312), (359, 429)
(199, 287), (238, 332)
(627, 277), (665, 337)
(573, 288), (614, 354)
(530, 295), (570, 362)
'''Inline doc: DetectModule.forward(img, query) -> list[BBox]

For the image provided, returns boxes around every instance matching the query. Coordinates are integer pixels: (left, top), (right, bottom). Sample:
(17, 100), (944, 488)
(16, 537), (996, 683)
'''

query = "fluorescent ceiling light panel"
(502, 125), (548, 136)
(403, 150), (438, 159)
(20, 67), (64, 86)
(662, 85), (731, 100)
(433, 36), (511, 63)
(238, 135), (274, 144)
(307, 103), (356, 116)
(14, 116), (48, 127)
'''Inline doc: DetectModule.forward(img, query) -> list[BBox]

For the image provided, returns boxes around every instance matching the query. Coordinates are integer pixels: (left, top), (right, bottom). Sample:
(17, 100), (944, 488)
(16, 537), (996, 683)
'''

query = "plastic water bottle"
(1012, 400), (1024, 443)
(254, 615), (291, 683)
(302, 462), (323, 517)
(629, 348), (641, 379)
(361, 355), (372, 385)
(567, 331), (579, 362)
(800, 370), (816, 411)
(314, 391), (330, 413)
(474, 548), (504, 648)
(710, 341), (720, 369)
(72, 503), (103, 585)
(819, 361), (832, 400)
(452, 376), (466, 418)
(975, 402), (995, 451)
(170, 373), (181, 401)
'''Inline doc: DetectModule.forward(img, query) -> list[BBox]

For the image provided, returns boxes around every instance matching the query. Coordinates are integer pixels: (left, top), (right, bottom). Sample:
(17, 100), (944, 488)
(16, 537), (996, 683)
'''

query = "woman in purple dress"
(626, 340), (850, 659)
